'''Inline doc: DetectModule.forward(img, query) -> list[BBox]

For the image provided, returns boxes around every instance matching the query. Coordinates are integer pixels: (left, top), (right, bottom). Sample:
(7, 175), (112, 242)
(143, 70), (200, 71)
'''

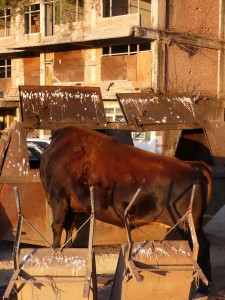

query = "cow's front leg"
(51, 197), (68, 249)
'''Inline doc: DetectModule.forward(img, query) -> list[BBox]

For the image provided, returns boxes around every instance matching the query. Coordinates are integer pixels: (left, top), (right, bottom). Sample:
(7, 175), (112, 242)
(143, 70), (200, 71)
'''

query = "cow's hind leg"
(50, 196), (69, 249)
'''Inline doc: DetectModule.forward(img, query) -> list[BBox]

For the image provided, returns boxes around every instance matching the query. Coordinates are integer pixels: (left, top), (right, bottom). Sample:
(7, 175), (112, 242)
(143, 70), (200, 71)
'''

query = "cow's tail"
(191, 161), (213, 209)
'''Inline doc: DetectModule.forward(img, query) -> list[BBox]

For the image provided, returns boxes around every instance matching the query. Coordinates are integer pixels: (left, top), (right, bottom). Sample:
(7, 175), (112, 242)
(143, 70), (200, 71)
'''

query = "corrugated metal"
(19, 86), (107, 129)
(117, 93), (201, 127)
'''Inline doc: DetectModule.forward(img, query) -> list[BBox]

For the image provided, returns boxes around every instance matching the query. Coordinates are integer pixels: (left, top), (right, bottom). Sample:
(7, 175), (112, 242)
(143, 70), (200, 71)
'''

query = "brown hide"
(40, 126), (212, 240)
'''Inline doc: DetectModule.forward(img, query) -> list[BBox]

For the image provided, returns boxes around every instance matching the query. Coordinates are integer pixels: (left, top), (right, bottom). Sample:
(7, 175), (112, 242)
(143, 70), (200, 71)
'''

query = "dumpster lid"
(204, 121), (225, 157)
(19, 85), (107, 129)
(117, 93), (201, 129)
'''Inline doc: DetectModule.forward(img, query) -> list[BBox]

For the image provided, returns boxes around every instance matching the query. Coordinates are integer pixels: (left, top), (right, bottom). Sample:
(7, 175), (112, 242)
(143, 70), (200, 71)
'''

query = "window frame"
(0, 59), (11, 79)
(102, 42), (151, 57)
(24, 3), (40, 34)
(55, 0), (84, 25)
(0, 7), (11, 37)
(104, 106), (125, 123)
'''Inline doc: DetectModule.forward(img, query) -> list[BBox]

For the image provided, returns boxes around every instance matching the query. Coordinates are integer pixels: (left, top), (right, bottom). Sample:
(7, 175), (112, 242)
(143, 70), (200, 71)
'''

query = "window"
(103, 0), (128, 17)
(101, 42), (151, 82)
(132, 132), (145, 140)
(103, 0), (151, 27)
(0, 59), (11, 78)
(55, 0), (84, 25)
(24, 4), (40, 34)
(104, 107), (125, 123)
(103, 42), (151, 57)
(0, 8), (10, 37)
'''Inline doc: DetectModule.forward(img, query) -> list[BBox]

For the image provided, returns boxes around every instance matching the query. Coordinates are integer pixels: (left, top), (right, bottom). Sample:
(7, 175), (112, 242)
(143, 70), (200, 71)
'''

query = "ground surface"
(1, 206), (225, 300)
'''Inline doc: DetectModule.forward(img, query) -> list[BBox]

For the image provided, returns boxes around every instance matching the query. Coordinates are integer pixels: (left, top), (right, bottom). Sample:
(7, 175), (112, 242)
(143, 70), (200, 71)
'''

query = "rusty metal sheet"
(19, 86), (107, 129)
(117, 93), (201, 127)
(204, 121), (225, 157)
(0, 182), (49, 245)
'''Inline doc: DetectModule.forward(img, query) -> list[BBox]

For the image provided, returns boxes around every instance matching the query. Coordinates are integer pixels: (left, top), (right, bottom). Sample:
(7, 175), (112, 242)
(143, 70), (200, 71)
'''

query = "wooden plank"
(126, 55), (137, 81)
(101, 56), (126, 80)
(24, 57), (40, 85)
(54, 50), (85, 82)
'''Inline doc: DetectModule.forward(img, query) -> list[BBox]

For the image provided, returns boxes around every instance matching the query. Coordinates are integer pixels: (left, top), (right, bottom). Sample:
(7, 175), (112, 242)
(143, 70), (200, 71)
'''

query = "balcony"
(0, 0), (155, 54)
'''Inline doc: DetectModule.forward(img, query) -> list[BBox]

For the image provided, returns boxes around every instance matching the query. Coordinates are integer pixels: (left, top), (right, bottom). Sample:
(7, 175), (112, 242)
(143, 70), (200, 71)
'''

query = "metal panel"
(204, 121), (225, 157)
(117, 93), (200, 127)
(19, 86), (107, 129)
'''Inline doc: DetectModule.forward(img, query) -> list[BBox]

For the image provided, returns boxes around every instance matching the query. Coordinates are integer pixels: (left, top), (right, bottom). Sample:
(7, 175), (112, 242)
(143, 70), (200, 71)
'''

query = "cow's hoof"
(65, 242), (73, 248)
(52, 244), (60, 250)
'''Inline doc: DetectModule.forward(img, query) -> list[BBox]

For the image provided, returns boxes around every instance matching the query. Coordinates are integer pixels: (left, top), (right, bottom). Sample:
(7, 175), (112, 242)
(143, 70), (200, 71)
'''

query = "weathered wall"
(84, 48), (102, 84)
(167, 44), (218, 95)
(168, 0), (219, 38)
(166, 0), (220, 96)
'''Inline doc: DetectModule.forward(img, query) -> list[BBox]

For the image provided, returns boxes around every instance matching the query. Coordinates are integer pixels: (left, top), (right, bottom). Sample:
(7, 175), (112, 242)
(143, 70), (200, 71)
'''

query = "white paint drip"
(21, 253), (87, 274)
(132, 244), (191, 260)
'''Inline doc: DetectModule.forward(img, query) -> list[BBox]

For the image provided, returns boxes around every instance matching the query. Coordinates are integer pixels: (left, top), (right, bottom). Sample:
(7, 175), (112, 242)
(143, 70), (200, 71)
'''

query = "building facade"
(0, 0), (224, 147)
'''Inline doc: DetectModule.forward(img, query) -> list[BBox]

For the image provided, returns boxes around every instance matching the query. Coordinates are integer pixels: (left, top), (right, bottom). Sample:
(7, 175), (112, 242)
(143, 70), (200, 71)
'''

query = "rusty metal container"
(110, 241), (196, 300)
(16, 248), (97, 300)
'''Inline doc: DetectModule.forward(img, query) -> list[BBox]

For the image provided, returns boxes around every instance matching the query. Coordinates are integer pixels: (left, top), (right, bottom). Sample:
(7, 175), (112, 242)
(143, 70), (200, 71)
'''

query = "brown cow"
(40, 125), (212, 285)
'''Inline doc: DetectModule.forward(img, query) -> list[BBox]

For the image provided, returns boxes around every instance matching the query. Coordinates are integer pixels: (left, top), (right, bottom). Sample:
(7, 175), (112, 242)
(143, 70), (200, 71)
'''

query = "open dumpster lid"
(204, 121), (225, 158)
(19, 86), (203, 131)
(19, 85), (107, 129)
(116, 93), (202, 130)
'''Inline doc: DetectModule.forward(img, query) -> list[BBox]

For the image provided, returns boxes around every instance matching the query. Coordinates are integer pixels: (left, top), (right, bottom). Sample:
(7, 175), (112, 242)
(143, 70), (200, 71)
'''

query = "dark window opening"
(0, 59), (11, 79)
(103, 0), (128, 17)
(111, 45), (128, 55)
